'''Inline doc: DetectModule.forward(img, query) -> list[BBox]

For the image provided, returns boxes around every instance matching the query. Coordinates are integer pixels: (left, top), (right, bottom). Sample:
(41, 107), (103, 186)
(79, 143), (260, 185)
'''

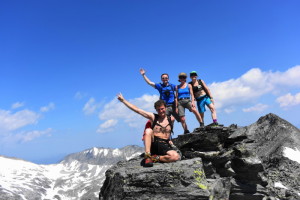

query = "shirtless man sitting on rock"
(117, 93), (181, 167)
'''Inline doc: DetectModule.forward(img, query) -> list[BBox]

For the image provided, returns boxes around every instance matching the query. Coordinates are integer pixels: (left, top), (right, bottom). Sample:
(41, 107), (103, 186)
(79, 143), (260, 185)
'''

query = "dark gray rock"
(99, 113), (300, 200)
(100, 157), (212, 200)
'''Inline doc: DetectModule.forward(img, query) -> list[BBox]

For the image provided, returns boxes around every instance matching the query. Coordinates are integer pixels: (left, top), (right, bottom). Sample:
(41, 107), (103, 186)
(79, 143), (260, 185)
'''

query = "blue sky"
(1, 0), (300, 164)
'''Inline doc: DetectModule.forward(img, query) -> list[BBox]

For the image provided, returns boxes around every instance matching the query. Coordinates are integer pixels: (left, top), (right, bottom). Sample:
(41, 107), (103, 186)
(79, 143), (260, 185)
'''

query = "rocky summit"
(99, 113), (300, 200)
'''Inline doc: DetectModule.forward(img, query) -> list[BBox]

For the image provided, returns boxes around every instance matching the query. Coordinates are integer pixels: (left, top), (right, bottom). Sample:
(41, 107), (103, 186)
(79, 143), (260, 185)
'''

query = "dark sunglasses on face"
(179, 76), (186, 79)
(162, 77), (169, 80)
(190, 73), (197, 76)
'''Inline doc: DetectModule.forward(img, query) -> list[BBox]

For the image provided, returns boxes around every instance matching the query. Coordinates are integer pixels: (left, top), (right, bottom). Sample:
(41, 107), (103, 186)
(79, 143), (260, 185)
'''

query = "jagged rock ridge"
(99, 113), (300, 200)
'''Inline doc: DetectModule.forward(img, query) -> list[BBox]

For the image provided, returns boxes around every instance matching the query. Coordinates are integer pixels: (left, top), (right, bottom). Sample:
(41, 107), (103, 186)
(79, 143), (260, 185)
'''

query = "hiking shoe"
(144, 157), (153, 167)
(151, 155), (160, 163)
(200, 122), (205, 127)
(184, 130), (190, 134)
(144, 152), (151, 159)
(211, 122), (219, 127)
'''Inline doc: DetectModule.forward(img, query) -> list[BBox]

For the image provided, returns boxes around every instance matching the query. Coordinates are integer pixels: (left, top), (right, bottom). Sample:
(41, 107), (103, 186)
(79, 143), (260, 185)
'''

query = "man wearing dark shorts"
(117, 93), (181, 167)
(151, 137), (175, 156)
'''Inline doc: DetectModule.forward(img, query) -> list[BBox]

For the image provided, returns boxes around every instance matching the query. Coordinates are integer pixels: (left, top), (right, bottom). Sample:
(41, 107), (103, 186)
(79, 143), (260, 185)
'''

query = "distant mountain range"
(0, 145), (143, 200)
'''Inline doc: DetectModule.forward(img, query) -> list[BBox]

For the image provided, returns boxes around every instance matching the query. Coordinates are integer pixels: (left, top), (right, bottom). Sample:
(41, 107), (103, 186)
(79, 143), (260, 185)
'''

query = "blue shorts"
(196, 95), (212, 113)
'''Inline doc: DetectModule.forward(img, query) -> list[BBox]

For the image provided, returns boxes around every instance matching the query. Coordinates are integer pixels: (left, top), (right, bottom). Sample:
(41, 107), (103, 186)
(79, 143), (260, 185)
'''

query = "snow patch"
(274, 182), (288, 189)
(283, 147), (300, 164)
(92, 147), (99, 156)
(103, 149), (108, 156)
(126, 152), (141, 160)
(112, 149), (121, 156)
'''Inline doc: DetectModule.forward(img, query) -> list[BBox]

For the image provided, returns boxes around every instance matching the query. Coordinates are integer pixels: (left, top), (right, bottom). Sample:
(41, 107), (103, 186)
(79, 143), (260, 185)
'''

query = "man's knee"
(169, 151), (181, 162)
(172, 153), (181, 161)
(191, 107), (198, 113)
(144, 128), (153, 136)
(209, 106), (215, 113)
(180, 116), (185, 122)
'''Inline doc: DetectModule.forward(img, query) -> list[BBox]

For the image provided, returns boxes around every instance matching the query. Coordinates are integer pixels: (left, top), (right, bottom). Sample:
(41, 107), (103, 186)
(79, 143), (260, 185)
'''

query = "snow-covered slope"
(0, 145), (143, 200)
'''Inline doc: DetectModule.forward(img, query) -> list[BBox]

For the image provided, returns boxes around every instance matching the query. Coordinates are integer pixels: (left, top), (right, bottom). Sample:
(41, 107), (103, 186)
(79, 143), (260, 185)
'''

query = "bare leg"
(200, 112), (204, 122)
(180, 116), (188, 131)
(159, 150), (180, 163)
(144, 128), (153, 153)
(191, 107), (203, 124)
(207, 103), (217, 121)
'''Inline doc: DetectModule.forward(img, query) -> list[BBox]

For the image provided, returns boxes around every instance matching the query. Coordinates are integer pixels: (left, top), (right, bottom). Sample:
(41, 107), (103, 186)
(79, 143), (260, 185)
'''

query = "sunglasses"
(179, 76), (186, 79)
(161, 77), (169, 80)
(190, 73), (197, 76)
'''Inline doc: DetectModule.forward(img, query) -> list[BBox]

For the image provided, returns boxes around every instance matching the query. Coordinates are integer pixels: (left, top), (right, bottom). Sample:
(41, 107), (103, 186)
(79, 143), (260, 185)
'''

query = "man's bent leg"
(144, 128), (153, 154)
(143, 128), (154, 167)
(159, 150), (180, 163)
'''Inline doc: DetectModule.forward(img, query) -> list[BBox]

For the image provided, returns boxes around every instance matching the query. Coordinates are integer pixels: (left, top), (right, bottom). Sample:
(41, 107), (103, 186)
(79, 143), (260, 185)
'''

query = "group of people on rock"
(117, 69), (219, 167)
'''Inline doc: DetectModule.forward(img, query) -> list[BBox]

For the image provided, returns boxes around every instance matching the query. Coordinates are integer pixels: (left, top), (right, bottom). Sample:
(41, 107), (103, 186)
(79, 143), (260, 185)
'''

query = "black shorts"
(150, 136), (175, 155)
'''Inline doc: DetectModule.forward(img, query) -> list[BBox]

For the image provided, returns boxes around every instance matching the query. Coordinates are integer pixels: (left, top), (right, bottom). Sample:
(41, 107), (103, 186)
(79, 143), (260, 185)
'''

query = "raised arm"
(139, 68), (155, 88)
(117, 93), (154, 120)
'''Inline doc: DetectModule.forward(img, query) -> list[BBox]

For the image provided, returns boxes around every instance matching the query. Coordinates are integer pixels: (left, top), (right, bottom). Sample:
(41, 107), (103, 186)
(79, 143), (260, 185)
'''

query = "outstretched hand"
(117, 93), (124, 102)
(139, 68), (146, 75)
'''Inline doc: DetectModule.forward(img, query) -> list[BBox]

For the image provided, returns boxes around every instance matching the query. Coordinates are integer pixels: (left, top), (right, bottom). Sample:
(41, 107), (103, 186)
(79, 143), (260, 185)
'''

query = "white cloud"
(1, 128), (53, 144)
(272, 66), (300, 87)
(15, 128), (53, 143)
(0, 109), (40, 132)
(242, 103), (269, 112)
(74, 91), (85, 100)
(276, 92), (300, 108)
(98, 94), (158, 131)
(0, 106), (53, 144)
(224, 108), (235, 114)
(83, 98), (102, 115)
(11, 102), (25, 109)
(40, 102), (55, 112)
(209, 65), (300, 111)
(97, 119), (118, 133)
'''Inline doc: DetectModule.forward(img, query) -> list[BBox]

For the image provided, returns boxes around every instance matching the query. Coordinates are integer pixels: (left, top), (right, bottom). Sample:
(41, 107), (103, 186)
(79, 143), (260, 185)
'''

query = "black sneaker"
(184, 130), (190, 134)
(212, 122), (218, 126)
(208, 122), (224, 129)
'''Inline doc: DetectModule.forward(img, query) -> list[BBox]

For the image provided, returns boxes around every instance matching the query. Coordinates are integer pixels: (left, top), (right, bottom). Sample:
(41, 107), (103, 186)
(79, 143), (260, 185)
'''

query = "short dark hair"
(154, 100), (166, 109)
(161, 73), (169, 79)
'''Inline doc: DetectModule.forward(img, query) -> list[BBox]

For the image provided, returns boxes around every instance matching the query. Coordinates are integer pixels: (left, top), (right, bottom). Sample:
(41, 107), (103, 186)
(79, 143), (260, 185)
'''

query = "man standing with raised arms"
(139, 68), (180, 123)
